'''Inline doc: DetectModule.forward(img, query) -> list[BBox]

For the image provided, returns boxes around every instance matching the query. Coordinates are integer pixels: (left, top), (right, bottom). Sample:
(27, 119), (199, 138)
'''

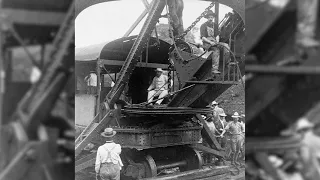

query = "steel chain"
(176, 2), (215, 39)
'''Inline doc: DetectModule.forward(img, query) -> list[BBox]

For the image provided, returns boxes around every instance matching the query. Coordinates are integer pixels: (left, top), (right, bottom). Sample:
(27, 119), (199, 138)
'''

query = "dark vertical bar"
(214, 2), (219, 36)
(96, 59), (101, 119)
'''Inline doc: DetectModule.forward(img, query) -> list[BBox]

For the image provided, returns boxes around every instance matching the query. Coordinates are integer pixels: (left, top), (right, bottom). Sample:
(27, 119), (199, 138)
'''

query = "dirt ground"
(216, 83), (245, 116)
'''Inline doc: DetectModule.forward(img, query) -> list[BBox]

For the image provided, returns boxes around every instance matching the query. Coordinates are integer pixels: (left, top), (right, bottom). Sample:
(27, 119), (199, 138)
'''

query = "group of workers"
(202, 101), (245, 166)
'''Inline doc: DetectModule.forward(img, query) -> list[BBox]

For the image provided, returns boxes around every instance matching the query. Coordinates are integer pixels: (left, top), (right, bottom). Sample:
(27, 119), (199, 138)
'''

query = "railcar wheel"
(142, 155), (157, 178)
(180, 146), (203, 171)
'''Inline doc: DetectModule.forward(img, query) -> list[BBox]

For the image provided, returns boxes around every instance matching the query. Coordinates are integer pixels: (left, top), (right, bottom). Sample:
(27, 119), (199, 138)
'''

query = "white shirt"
(30, 66), (41, 83)
(85, 73), (97, 87)
(148, 74), (168, 91)
(95, 142), (123, 173)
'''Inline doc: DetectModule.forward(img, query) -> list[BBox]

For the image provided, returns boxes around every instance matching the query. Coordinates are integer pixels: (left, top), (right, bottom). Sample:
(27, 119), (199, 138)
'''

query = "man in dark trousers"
(200, 10), (230, 76)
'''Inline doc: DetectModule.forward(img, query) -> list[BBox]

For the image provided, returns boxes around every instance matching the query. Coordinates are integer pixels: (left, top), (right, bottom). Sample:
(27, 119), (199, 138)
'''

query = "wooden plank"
(75, 152), (96, 172)
(1, 8), (65, 26)
(195, 114), (224, 153)
(75, 110), (117, 156)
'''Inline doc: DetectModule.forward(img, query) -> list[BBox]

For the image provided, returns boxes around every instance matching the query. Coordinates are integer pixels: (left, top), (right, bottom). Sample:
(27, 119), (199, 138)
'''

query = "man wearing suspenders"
(95, 128), (123, 180)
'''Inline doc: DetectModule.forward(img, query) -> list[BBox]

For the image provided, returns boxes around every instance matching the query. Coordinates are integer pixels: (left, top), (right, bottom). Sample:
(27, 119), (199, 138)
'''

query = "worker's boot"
(296, 0), (319, 49)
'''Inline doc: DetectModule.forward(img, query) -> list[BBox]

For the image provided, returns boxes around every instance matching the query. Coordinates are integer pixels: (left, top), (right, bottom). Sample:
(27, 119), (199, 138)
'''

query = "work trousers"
(98, 163), (121, 180)
(203, 42), (231, 72)
(147, 89), (168, 104)
(296, 0), (319, 44)
(230, 134), (242, 153)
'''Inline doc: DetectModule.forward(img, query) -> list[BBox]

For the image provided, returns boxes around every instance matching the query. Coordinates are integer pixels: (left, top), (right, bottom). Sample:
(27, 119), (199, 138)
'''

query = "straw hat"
(211, 101), (218, 105)
(232, 112), (240, 118)
(219, 112), (227, 117)
(155, 68), (164, 72)
(296, 118), (314, 131)
(101, 128), (117, 137)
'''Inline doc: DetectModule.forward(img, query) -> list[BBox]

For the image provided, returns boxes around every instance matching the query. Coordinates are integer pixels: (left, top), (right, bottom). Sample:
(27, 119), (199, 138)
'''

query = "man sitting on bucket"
(95, 128), (123, 180)
(220, 112), (244, 166)
(147, 68), (169, 105)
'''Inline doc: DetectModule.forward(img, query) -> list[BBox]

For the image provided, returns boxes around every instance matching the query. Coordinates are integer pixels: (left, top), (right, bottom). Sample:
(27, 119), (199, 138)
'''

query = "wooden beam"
(1, 8), (65, 26)
(123, 0), (154, 37)
(195, 114), (224, 153)
(75, 152), (96, 172)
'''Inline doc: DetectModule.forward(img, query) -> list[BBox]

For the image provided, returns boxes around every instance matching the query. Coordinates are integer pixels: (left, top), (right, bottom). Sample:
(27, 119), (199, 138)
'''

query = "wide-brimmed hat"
(211, 101), (218, 105)
(296, 118), (314, 131)
(155, 68), (164, 72)
(219, 112), (227, 117)
(101, 128), (117, 137)
(232, 112), (240, 118)
(204, 10), (215, 19)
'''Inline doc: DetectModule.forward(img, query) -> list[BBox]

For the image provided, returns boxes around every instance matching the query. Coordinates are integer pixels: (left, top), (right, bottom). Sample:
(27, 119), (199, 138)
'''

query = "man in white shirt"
(84, 70), (98, 94)
(95, 128), (123, 180)
(295, 118), (320, 180)
(147, 68), (169, 105)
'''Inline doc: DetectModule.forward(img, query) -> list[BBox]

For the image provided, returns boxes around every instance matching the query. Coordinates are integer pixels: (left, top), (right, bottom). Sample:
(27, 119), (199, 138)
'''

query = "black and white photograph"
(75, 0), (244, 179)
(1, 0), (320, 180)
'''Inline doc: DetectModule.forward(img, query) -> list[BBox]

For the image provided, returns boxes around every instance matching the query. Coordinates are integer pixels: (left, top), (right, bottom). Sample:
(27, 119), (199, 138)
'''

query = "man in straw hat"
(207, 101), (220, 120)
(294, 118), (320, 180)
(200, 10), (230, 76)
(147, 68), (170, 105)
(95, 128), (123, 180)
(220, 112), (244, 166)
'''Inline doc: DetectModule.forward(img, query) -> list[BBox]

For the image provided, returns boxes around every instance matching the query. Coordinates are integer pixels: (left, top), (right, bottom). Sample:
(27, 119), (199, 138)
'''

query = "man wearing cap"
(200, 10), (230, 76)
(147, 68), (170, 105)
(84, 70), (97, 94)
(220, 112), (244, 166)
(95, 128), (123, 180)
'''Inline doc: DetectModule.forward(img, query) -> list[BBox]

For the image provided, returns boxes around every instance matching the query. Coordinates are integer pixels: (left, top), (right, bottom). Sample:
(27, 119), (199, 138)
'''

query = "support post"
(96, 59), (101, 116)
(214, 1), (219, 36)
